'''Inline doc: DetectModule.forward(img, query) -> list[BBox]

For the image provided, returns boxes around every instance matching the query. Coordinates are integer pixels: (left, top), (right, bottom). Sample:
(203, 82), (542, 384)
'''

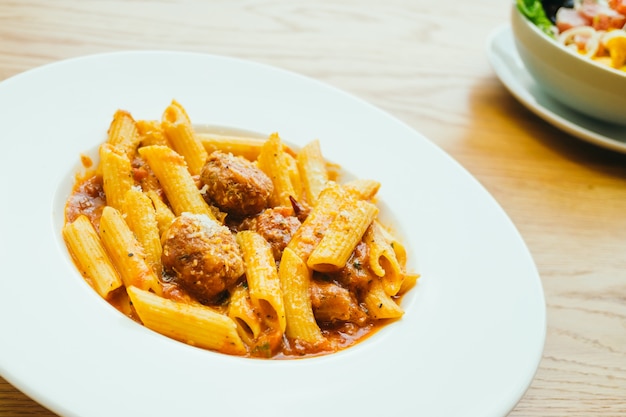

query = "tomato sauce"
(65, 174), (106, 230)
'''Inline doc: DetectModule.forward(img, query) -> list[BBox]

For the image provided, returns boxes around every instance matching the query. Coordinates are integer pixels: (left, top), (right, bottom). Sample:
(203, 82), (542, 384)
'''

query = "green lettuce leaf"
(516, 0), (556, 38)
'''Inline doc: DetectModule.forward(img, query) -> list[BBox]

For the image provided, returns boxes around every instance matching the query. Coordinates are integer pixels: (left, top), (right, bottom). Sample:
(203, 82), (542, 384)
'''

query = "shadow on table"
(468, 76), (626, 180)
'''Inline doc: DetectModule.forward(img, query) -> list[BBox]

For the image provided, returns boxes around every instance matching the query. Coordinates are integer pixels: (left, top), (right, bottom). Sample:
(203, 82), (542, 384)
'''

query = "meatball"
(310, 280), (368, 326)
(200, 151), (273, 217)
(161, 213), (244, 303)
(242, 207), (301, 260)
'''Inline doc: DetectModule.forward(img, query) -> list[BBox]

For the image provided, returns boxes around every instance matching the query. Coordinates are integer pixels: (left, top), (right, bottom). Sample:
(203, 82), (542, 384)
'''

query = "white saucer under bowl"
(486, 25), (626, 154)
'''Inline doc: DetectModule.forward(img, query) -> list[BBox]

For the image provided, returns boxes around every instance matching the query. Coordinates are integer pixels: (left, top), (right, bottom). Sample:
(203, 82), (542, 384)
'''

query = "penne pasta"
(364, 220), (405, 296)
(145, 189), (176, 236)
(162, 99), (191, 125)
(136, 119), (170, 147)
(343, 179), (381, 201)
(63, 215), (123, 298)
(162, 100), (207, 176)
(98, 206), (162, 295)
(106, 109), (141, 159)
(197, 132), (266, 161)
(284, 152), (302, 204)
(100, 143), (134, 212)
(297, 139), (328, 205)
(307, 198), (379, 272)
(236, 230), (286, 333)
(162, 121), (207, 176)
(279, 247), (326, 346)
(122, 187), (162, 275)
(286, 181), (346, 261)
(363, 278), (405, 320)
(398, 272), (420, 295)
(138, 145), (215, 219)
(257, 133), (297, 207)
(127, 286), (247, 356)
(227, 284), (264, 346)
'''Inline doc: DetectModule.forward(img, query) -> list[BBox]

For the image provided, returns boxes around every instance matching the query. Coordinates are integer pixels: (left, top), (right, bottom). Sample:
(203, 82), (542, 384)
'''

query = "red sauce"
(65, 175), (106, 230)
(80, 154), (94, 169)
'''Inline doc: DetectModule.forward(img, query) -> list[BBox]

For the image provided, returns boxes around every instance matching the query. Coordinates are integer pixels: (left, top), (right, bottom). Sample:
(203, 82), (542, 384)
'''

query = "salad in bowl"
(518, 0), (626, 72)
(512, 0), (626, 125)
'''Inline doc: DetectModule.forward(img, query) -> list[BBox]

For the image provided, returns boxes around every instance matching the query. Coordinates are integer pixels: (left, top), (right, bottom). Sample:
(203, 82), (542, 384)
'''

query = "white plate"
(487, 25), (626, 154)
(0, 51), (545, 417)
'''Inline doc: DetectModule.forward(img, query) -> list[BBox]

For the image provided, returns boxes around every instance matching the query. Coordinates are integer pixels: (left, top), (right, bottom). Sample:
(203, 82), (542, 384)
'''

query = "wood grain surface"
(1, 0), (625, 416)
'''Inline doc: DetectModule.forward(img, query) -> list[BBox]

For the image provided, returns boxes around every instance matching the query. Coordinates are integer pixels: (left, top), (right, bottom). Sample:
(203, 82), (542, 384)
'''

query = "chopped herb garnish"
(253, 342), (272, 358)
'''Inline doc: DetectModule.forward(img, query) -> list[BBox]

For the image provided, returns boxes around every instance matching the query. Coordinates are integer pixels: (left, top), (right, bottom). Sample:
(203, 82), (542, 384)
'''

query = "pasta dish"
(63, 100), (418, 359)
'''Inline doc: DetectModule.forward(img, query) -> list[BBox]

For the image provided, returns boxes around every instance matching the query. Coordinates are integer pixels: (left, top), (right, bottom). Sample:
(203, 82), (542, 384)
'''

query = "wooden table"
(1, 0), (625, 415)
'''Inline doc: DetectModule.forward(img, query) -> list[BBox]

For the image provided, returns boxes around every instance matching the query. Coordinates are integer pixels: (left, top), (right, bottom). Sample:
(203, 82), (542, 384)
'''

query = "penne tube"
(257, 133), (297, 207)
(100, 143), (134, 212)
(286, 181), (346, 261)
(343, 179), (381, 201)
(364, 221), (405, 296)
(63, 215), (123, 299)
(197, 133), (267, 161)
(363, 278), (404, 320)
(162, 121), (207, 176)
(162, 100), (207, 176)
(122, 187), (162, 275)
(99, 206), (162, 295)
(136, 119), (170, 147)
(162, 99), (191, 125)
(284, 152), (302, 203)
(228, 284), (263, 346)
(377, 222), (407, 266)
(297, 139), (328, 205)
(307, 198), (379, 272)
(127, 286), (247, 356)
(146, 190), (176, 236)
(138, 145), (215, 219)
(279, 247), (325, 346)
(398, 272), (420, 295)
(236, 231), (286, 333)
(106, 109), (141, 159)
